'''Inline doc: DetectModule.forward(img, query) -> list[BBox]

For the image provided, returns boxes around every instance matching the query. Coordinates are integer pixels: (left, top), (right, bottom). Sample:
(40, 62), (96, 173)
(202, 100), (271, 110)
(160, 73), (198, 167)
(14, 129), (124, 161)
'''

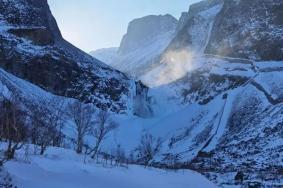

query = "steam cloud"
(141, 49), (197, 88)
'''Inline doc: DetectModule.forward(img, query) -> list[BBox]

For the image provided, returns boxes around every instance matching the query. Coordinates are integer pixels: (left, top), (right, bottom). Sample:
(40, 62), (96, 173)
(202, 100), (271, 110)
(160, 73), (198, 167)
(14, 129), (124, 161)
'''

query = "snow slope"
(89, 47), (118, 66)
(1, 0), (283, 187)
(5, 147), (217, 188)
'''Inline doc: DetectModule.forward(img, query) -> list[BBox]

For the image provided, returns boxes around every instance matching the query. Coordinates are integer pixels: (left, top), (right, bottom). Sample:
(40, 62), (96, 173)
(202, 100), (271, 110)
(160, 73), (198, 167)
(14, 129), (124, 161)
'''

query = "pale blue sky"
(48, 0), (200, 52)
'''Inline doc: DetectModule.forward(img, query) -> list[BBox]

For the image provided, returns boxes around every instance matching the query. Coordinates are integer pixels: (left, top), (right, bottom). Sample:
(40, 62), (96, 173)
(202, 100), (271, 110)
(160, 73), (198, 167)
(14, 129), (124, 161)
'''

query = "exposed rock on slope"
(166, 0), (223, 53)
(1, 0), (283, 187)
(0, 0), (147, 113)
(106, 0), (283, 186)
(143, 0), (283, 184)
(205, 0), (283, 61)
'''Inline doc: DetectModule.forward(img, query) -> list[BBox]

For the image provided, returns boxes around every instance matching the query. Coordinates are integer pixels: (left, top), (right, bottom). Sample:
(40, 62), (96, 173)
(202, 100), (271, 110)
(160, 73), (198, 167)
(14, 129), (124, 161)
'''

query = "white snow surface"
(254, 70), (283, 100)
(1, 56), (283, 186)
(90, 47), (118, 66)
(203, 87), (243, 152)
(5, 147), (217, 188)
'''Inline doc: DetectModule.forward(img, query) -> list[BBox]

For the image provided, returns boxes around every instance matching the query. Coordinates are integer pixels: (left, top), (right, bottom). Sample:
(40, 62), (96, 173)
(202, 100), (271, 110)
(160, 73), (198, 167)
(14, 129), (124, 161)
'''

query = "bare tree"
(45, 98), (66, 147)
(0, 96), (28, 162)
(68, 101), (95, 154)
(87, 111), (118, 159)
(135, 132), (162, 166)
(28, 97), (65, 155)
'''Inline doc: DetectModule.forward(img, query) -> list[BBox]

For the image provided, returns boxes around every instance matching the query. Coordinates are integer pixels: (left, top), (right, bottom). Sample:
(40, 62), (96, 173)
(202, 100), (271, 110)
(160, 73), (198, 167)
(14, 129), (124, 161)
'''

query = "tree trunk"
(40, 145), (46, 155)
(5, 141), (15, 160)
(91, 140), (102, 159)
(76, 137), (83, 154)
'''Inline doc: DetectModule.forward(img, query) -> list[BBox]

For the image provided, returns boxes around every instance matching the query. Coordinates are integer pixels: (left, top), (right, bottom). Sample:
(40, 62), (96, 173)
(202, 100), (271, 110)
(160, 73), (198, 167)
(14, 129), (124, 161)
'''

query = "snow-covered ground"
(1, 58), (283, 187)
(254, 71), (283, 100)
(5, 147), (217, 188)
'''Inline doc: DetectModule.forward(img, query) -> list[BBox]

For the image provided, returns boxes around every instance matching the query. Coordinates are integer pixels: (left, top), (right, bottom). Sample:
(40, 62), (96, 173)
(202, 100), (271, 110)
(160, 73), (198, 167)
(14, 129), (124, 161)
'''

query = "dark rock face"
(167, 0), (283, 61)
(0, 0), (62, 40)
(182, 71), (247, 105)
(166, 0), (223, 52)
(175, 12), (189, 33)
(7, 28), (54, 46)
(205, 0), (283, 61)
(0, 0), (139, 113)
(133, 81), (152, 118)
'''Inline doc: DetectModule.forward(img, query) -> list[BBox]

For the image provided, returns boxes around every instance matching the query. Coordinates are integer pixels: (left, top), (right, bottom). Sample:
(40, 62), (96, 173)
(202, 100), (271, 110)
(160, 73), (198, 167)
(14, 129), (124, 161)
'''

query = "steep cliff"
(205, 0), (283, 60)
(0, 0), (147, 113)
(166, 0), (223, 53)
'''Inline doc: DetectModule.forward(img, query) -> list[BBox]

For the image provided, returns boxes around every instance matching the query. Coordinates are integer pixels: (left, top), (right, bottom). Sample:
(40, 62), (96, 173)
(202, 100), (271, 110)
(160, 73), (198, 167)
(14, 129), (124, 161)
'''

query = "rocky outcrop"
(166, 0), (223, 53)
(133, 81), (152, 118)
(167, 0), (283, 61)
(205, 0), (283, 61)
(132, 1), (283, 182)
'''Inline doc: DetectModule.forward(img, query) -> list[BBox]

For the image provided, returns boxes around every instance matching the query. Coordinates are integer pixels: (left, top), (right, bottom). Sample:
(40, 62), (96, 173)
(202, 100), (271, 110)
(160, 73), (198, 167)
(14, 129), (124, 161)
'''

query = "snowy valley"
(0, 0), (283, 187)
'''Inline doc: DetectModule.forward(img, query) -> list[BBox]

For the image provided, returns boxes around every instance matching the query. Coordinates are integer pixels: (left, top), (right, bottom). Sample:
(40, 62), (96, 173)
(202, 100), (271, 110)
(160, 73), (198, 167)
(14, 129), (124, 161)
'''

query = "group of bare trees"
(88, 110), (119, 159)
(67, 101), (162, 167)
(0, 91), (163, 169)
(0, 96), (28, 163)
(103, 132), (162, 168)
(68, 101), (118, 160)
(99, 132), (163, 168)
(135, 132), (162, 166)
(0, 94), (66, 164)
(0, 91), (120, 166)
(68, 101), (94, 154)
(28, 98), (65, 155)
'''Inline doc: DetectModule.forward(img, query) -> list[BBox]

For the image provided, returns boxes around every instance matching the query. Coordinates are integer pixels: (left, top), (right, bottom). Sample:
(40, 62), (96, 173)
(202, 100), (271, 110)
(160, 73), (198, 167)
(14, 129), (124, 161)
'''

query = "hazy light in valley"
(141, 49), (198, 88)
(47, 0), (201, 52)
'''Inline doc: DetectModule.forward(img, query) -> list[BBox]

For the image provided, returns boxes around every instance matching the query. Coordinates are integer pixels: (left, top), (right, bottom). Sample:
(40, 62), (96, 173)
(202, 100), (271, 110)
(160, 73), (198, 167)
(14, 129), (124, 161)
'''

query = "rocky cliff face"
(133, 81), (153, 118)
(205, 0), (283, 61)
(0, 0), (147, 113)
(123, 0), (283, 186)
(119, 14), (177, 54)
(166, 0), (223, 53)
(168, 0), (283, 61)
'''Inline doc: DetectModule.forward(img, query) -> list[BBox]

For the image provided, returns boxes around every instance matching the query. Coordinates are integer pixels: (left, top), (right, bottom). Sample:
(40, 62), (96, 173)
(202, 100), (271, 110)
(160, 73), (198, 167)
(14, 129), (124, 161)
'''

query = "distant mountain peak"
(119, 14), (177, 55)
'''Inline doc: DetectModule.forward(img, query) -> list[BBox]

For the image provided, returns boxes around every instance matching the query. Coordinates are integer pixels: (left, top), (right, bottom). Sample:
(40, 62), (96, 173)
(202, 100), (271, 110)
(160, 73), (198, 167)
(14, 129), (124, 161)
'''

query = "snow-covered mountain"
(90, 14), (178, 78)
(205, 0), (283, 61)
(167, 0), (223, 53)
(0, 0), (151, 114)
(94, 0), (283, 186)
(1, 0), (283, 187)
(168, 0), (283, 61)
